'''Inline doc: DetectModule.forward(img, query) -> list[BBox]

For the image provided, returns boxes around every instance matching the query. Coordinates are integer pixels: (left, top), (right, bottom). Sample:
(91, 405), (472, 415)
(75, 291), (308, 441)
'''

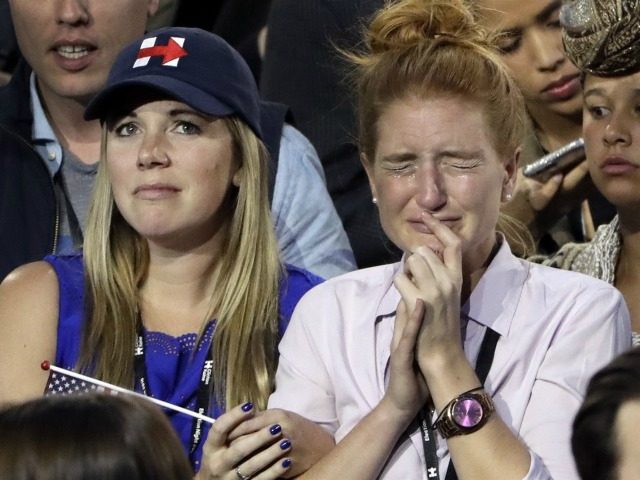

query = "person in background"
(268, 0), (630, 478)
(475, 0), (616, 254)
(0, 27), (332, 479)
(260, 0), (400, 269)
(535, 0), (640, 345)
(0, 0), (355, 282)
(572, 347), (640, 480)
(0, 393), (194, 480)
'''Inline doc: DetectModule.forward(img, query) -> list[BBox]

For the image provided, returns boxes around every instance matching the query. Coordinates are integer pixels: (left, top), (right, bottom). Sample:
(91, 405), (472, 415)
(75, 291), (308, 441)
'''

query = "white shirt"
(269, 240), (631, 479)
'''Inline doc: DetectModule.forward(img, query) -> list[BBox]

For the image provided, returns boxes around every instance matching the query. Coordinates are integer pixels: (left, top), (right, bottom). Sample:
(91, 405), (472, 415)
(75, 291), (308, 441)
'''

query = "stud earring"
(372, 197), (378, 204)
(504, 192), (513, 202)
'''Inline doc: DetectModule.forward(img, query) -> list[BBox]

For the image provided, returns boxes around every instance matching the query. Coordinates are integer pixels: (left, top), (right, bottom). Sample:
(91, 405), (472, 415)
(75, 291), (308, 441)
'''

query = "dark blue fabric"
(45, 254), (322, 470)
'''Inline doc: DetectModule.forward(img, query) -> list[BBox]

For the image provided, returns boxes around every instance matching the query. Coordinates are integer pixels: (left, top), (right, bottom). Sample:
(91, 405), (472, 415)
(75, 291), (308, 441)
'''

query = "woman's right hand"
(380, 299), (429, 424)
(502, 161), (595, 241)
(198, 403), (292, 480)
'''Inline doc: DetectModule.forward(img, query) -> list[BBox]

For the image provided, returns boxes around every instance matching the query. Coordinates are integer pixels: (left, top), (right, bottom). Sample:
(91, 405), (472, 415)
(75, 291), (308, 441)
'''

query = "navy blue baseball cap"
(85, 27), (262, 139)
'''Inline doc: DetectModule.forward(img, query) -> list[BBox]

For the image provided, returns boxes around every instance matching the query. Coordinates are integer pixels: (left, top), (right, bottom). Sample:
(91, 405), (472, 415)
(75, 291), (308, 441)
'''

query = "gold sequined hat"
(561, 0), (640, 76)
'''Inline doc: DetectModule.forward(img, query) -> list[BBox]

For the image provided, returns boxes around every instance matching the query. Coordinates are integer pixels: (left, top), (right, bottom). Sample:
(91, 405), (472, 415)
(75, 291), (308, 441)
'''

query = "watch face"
(452, 397), (484, 428)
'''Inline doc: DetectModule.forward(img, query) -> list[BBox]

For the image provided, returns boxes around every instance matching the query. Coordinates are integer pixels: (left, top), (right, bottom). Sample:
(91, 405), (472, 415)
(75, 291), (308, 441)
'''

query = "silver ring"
(236, 467), (252, 480)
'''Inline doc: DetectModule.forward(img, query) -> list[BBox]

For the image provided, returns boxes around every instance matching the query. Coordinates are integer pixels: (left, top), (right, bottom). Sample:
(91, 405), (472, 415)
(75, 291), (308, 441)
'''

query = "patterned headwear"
(561, 0), (640, 76)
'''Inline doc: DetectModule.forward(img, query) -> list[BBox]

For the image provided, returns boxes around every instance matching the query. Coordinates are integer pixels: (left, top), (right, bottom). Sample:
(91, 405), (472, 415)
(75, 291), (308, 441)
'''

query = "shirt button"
(48, 151), (56, 161)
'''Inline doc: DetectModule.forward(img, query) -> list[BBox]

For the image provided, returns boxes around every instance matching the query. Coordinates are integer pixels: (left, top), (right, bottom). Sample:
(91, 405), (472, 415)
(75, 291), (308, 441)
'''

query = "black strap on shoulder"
(259, 100), (290, 206)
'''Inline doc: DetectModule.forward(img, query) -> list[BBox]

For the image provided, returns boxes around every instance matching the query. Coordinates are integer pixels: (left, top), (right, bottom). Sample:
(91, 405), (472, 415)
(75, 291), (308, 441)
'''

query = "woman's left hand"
(198, 403), (293, 480)
(226, 408), (335, 478)
(393, 213), (464, 370)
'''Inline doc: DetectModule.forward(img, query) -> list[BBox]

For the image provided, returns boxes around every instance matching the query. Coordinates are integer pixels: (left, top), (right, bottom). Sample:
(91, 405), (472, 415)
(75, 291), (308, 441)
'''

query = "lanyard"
(418, 326), (500, 480)
(133, 328), (214, 463)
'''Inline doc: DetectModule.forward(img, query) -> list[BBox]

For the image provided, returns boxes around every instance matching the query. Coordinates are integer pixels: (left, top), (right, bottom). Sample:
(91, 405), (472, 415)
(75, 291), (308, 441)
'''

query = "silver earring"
(504, 192), (513, 202)
(372, 197), (378, 204)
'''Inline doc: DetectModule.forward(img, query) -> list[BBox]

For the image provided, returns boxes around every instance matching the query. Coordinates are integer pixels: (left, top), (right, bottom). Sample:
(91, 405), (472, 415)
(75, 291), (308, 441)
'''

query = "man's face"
(9, 0), (159, 105)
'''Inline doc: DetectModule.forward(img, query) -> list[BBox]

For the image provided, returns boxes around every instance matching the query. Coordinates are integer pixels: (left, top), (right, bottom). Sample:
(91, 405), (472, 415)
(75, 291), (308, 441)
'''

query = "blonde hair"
(82, 117), (282, 410)
(349, 0), (534, 255)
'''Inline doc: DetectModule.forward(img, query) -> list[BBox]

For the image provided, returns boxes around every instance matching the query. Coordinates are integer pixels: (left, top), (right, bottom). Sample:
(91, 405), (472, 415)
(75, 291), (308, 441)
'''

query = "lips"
(133, 183), (181, 200)
(542, 74), (581, 101)
(51, 40), (97, 71)
(601, 156), (639, 175)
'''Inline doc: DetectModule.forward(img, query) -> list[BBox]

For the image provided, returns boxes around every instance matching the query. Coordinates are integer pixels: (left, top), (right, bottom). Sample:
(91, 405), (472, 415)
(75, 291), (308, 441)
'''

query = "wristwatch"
(433, 388), (495, 439)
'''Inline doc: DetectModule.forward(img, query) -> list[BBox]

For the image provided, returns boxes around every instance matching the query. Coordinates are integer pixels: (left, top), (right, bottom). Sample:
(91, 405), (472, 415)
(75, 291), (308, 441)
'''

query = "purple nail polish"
(269, 424), (282, 435)
(280, 439), (291, 450)
(241, 402), (253, 412)
(282, 458), (292, 469)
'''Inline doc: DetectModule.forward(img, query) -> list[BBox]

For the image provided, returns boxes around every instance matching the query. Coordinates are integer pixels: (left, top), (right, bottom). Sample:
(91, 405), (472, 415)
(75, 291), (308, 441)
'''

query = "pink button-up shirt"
(269, 241), (631, 479)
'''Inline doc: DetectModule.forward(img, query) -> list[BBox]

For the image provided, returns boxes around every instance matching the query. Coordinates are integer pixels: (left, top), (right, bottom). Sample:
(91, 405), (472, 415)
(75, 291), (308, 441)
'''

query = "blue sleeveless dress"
(45, 254), (323, 470)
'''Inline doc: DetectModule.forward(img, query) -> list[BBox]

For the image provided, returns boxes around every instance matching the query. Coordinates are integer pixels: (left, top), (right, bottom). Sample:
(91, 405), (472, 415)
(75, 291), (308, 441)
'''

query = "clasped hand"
(385, 214), (464, 420)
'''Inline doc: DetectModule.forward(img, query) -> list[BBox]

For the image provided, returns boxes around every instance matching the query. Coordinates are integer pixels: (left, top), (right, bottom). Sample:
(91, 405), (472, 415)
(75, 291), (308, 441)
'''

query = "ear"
(360, 152), (378, 203)
(147, 0), (160, 17)
(502, 147), (519, 199)
(232, 167), (242, 188)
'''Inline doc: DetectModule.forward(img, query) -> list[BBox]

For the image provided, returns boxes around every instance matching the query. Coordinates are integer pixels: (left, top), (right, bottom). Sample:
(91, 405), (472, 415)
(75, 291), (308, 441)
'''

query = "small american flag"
(44, 370), (113, 396)
(40, 361), (215, 424)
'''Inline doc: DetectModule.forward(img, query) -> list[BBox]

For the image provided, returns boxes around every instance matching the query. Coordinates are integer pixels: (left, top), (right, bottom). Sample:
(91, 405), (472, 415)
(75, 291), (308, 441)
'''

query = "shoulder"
(520, 258), (625, 316)
(0, 261), (59, 300)
(292, 263), (398, 315)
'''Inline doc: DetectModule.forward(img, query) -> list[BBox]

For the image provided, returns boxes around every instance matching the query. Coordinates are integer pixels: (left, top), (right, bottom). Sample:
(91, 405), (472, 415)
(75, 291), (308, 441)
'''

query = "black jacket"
(0, 62), (56, 281)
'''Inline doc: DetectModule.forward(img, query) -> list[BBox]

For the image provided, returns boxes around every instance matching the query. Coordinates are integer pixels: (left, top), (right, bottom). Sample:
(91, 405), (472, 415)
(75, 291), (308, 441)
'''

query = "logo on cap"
(133, 36), (188, 68)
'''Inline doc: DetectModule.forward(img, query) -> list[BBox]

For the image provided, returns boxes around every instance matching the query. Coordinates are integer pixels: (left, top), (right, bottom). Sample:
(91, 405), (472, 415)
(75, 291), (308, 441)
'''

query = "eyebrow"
(379, 152), (418, 163)
(498, 0), (561, 36)
(584, 88), (640, 99)
(536, 0), (561, 22)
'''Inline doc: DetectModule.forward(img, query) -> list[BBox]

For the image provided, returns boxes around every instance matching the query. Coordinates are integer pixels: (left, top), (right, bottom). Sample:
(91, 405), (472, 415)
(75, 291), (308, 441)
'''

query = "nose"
(603, 113), (632, 147)
(528, 29), (564, 72)
(137, 132), (171, 170)
(56, 0), (90, 26)
(414, 164), (447, 212)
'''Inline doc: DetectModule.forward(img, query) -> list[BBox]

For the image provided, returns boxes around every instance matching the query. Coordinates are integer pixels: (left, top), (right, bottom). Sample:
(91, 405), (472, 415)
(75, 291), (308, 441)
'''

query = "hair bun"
(367, 0), (488, 54)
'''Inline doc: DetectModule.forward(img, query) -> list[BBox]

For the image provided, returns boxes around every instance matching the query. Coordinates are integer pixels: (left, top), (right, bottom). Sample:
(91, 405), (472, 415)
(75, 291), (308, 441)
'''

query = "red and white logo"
(133, 36), (188, 68)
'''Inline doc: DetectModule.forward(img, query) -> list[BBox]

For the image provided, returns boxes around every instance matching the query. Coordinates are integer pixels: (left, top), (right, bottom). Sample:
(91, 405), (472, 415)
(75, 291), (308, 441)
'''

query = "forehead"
(584, 71), (640, 98)
(478, 0), (559, 30)
(375, 95), (495, 153)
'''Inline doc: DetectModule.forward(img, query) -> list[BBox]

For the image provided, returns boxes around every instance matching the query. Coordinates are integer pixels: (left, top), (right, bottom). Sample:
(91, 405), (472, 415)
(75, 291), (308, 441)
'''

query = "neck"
(37, 79), (102, 165)
(527, 105), (582, 152)
(139, 231), (227, 335)
(460, 236), (499, 302)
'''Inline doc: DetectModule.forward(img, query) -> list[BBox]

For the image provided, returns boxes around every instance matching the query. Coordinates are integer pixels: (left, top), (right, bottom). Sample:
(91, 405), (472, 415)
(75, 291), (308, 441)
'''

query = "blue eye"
(175, 120), (201, 135)
(114, 122), (139, 137)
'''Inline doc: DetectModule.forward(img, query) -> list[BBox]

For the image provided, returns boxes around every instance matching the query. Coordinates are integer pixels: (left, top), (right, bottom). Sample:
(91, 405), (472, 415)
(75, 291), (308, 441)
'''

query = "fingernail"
(280, 439), (291, 450)
(282, 458), (292, 469)
(241, 402), (253, 412)
(269, 424), (282, 435)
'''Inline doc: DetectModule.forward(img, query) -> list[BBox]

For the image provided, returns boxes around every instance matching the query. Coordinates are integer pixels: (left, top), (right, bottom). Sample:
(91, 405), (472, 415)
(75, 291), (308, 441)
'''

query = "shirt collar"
(30, 73), (63, 175)
(375, 237), (528, 338)
(462, 237), (529, 337)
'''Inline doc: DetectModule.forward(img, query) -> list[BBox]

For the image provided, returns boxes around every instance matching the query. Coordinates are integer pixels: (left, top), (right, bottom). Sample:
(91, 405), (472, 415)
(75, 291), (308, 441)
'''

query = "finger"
(252, 458), (293, 480)
(391, 299), (409, 351)
(226, 423), (284, 467)
(236, 439), (293, 480)
(393, 271), (422, 313)
(561, 160), (590, 191)
(206, 402), (255, 448)
(528, 173), (563, 211)
(420, 214), (462, 274)
(228, 410), (275, 441)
